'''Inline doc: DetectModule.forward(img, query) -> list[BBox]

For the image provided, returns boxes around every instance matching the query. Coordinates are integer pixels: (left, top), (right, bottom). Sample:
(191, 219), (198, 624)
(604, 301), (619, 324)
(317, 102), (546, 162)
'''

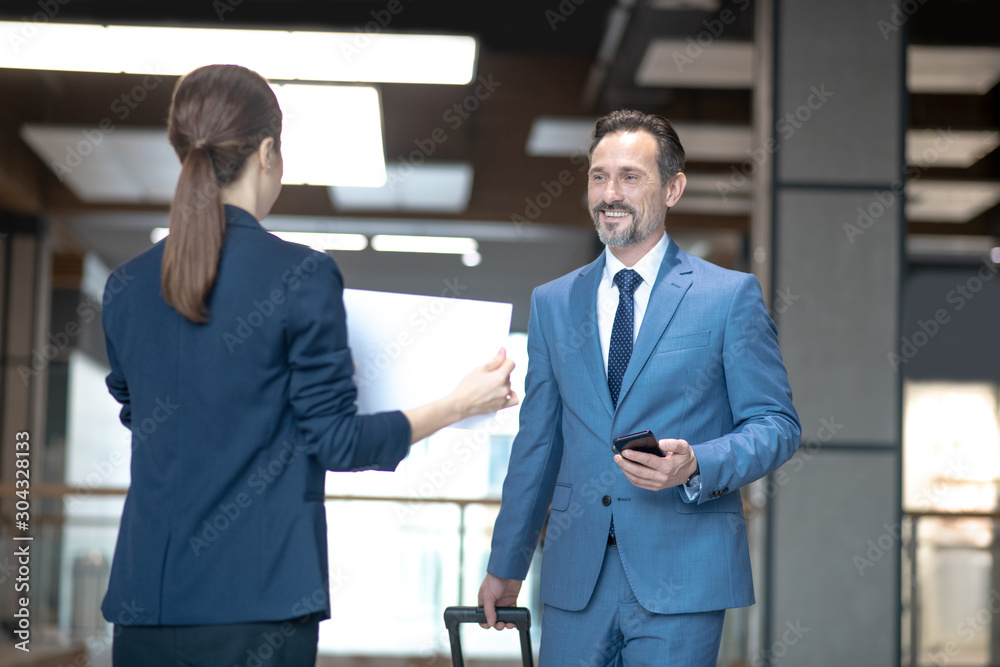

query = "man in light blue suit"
(478, 110), (801, 665)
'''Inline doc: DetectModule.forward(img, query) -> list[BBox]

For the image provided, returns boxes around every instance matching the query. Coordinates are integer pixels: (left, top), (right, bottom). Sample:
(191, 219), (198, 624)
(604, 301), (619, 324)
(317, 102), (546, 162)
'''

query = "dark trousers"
(113, 614), (320, 667)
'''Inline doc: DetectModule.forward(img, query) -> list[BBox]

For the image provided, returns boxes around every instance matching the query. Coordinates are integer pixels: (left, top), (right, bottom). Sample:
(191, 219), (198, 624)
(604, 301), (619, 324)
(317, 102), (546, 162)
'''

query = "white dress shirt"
(597, 231), (670, 375)
(596, 231), (701, 496)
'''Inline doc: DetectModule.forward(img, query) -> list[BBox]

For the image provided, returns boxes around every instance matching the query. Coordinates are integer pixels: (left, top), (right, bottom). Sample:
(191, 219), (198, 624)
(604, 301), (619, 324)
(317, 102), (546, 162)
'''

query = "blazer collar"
(569, 253), (614, 415)
(225, 205), (265, 231)
(616, 238), (693, 409)
(570, 239), (694, 415)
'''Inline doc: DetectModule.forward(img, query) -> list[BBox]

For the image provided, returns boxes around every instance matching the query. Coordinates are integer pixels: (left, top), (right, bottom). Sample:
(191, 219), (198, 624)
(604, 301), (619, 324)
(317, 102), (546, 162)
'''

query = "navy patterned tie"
(608, 269), (643, 409)
(608, 268), (642, 545)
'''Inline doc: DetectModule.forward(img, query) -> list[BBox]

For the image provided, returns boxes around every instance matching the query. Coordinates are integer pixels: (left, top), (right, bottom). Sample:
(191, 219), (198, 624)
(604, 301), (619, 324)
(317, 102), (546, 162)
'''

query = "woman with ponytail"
(100, 65), (517, 666)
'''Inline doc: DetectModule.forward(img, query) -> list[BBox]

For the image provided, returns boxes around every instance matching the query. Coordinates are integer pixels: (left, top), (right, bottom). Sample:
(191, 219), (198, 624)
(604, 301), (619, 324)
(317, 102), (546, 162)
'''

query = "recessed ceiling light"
(20, 84), (386, 199)
(275, 84), (385, 187)
(635, 40), (753, 89)
(329, 163), (474, 212)
(906, 181), (1000, 223)
(371, 235), (478, 255)
(631, 41), (1000, 95)
(151, 227), (368, 252)
(0, 22), (477, 85)
(907, 129), (1000, 168)
(908, 46), (1000, 95)
(525, 117), (753, 162)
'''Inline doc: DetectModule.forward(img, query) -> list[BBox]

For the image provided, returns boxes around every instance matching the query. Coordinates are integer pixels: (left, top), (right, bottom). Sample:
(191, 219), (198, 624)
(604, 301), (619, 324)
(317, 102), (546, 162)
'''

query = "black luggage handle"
(443, 606), (534, 667)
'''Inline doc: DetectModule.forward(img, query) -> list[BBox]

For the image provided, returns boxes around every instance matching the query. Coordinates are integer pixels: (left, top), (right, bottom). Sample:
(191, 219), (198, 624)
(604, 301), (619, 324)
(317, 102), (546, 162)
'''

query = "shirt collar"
(603, 231), (670, 289)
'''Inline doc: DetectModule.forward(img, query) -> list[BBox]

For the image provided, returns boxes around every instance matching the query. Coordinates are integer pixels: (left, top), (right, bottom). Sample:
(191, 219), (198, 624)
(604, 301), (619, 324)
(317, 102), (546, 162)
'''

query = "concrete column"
(753, 1), (905, 664)
(0, 212), (50, 623)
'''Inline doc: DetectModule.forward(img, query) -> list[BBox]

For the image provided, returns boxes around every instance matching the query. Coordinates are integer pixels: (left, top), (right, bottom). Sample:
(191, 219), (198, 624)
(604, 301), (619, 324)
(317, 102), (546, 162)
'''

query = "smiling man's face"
(587, 130), (673, 248)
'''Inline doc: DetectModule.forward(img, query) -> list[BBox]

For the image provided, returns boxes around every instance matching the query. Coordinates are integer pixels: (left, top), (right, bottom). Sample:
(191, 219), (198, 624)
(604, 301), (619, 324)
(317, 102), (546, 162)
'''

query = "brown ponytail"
(162, 65), (282, 322)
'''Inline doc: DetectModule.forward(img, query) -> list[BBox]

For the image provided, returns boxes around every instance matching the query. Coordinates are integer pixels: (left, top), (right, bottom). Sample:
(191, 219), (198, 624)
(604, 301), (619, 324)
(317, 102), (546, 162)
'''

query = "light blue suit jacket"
(487, 239), (800, 614)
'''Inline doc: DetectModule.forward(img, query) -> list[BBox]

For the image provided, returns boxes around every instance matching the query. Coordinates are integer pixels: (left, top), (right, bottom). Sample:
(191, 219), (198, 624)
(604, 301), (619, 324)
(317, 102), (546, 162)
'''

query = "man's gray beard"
(594, 211), (662, 247)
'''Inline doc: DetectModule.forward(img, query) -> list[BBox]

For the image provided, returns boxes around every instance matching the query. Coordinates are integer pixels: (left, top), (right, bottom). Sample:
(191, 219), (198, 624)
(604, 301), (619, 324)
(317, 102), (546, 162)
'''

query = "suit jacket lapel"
(569, 253), (615, 416)
(616, 240), (693, 409)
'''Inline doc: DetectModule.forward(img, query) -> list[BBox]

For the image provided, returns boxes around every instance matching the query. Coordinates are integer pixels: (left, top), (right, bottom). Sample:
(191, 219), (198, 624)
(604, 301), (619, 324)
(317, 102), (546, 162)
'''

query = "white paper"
(343, 289), (513, 429)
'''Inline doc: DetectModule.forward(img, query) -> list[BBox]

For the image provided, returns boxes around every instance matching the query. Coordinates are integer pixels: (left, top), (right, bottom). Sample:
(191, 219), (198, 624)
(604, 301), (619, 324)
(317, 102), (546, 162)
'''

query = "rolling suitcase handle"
(443, 606), (534, 667)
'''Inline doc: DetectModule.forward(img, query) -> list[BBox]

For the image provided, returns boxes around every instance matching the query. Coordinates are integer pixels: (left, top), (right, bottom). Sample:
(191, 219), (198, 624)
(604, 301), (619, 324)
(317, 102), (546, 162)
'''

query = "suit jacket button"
(721, 487), (729, 494)
(602, 495), (611, 506)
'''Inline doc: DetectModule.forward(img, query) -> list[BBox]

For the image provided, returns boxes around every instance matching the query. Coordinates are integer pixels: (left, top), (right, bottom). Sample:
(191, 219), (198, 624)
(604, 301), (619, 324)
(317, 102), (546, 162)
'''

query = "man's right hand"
(477, 573), (522, 630)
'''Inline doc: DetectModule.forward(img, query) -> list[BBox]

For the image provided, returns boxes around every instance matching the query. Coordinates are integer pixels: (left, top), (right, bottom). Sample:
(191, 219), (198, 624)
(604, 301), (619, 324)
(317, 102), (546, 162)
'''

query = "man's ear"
(665, 172), (687, 208)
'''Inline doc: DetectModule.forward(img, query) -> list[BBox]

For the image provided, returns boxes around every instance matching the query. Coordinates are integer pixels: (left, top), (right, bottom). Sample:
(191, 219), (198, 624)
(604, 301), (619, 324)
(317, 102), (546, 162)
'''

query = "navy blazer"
(101, 205), (410, 625)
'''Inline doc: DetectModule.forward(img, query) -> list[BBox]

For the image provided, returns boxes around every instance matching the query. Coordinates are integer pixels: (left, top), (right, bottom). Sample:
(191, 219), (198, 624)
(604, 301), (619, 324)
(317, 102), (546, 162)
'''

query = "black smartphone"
(612, 430), (664, 457)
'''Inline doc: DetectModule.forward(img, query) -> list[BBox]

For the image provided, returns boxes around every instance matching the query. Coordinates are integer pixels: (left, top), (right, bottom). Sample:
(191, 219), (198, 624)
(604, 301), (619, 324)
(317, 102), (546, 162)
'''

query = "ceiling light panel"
(636, 39), (753, 88)
(0, 22), (477, 85)
(274, 84), (385, 187)
(20, 85), (386, 199)
(526, 116), (752, 162)
(906, 181), (1000, 223)
(329, 163), (474, 212)
(20, 125), (179, 203)
(907, 129), (999, 168)
(370, 235), (477, 254)
(908, 46), (1000, 95)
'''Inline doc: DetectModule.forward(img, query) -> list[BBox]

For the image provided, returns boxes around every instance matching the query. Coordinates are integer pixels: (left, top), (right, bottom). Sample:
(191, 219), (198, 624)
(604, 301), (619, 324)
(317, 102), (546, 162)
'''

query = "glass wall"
(902, 381), (1000, 667)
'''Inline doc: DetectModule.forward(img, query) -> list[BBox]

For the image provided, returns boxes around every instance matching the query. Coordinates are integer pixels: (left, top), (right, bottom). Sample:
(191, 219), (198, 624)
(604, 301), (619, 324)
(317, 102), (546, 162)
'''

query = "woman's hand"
(403, 348), (518, 444)
(450, 348), (519, 419)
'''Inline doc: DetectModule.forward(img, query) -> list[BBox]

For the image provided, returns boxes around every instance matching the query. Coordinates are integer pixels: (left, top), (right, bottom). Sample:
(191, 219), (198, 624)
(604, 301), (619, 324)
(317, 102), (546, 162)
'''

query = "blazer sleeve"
(286, 252), (411, 471)
(690, 273), (801, 504)
(102, 271), (132, 429)
(487, 288), (565, 580)
(104, 334), (132, 429)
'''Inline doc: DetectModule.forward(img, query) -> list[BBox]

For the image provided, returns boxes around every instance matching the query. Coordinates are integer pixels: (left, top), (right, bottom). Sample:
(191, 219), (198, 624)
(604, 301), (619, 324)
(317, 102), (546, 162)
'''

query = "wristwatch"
(685, 465), (700, 485)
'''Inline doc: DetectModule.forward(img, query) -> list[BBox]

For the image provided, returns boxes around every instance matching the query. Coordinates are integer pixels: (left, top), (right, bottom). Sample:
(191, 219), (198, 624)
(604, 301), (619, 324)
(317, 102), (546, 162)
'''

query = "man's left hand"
(614, 438), (698, 491)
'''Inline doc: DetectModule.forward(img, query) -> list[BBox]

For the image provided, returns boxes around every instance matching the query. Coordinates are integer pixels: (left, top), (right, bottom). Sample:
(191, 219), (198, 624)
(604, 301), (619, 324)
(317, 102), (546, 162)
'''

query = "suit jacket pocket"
(654, 330), (711, 354)
(550, 483), (572, 512)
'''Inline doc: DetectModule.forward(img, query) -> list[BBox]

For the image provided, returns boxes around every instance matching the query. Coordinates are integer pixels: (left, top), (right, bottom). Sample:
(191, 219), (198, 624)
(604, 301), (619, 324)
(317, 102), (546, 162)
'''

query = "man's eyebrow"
(589, 163), (648, 174)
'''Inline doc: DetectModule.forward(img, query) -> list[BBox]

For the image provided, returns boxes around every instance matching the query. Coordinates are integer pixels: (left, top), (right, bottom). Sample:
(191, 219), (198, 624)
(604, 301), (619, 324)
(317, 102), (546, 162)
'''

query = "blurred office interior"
(0, 0), (998, 665)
